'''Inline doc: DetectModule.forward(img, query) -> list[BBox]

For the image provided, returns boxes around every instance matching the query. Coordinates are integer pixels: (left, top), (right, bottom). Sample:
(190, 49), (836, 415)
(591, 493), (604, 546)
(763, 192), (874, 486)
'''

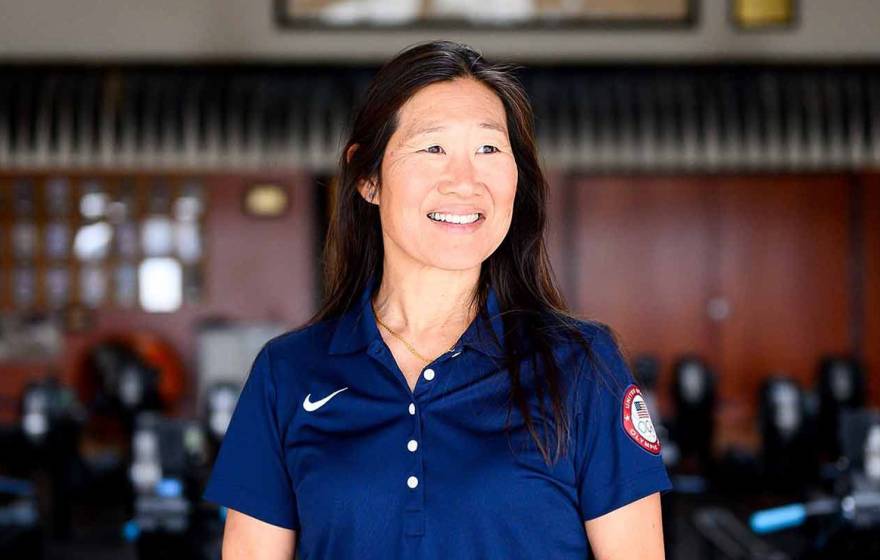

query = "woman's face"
(358, 78), (518, 273)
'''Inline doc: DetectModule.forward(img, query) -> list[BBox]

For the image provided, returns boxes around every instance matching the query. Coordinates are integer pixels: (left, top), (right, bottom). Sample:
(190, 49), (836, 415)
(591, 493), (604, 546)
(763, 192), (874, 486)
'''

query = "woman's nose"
(443, 155), (480, 191)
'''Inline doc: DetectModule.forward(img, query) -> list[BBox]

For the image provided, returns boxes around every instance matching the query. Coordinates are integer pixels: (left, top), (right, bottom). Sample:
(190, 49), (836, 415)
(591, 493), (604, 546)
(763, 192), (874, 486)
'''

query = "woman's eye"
(421, 145), (499, 154)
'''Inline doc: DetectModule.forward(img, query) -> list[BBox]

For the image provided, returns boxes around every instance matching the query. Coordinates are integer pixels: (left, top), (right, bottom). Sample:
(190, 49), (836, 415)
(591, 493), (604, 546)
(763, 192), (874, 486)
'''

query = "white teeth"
(428, 212), (481, 224)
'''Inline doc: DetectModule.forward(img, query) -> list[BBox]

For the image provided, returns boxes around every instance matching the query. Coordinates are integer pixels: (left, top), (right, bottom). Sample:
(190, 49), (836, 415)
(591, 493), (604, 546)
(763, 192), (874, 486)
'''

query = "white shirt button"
(408, 403), (415, 415)
(451, 350), (462, 358)
(407, 439), (418, 452)
(423, 368), (435, 381)
(407, 476), (419, 489)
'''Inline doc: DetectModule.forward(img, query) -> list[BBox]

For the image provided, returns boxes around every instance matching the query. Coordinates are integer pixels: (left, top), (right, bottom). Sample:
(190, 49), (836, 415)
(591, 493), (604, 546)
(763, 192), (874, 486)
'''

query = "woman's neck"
(371, 266), (481, 342)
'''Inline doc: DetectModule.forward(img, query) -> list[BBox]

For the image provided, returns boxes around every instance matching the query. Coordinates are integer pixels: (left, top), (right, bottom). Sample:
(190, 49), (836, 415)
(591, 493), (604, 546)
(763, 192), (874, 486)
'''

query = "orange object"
(72, 331), (185, 412)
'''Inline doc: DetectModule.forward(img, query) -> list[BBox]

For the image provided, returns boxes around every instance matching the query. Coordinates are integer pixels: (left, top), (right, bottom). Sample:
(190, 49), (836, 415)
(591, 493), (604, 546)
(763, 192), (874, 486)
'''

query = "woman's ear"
(346, 143), (359, 164)
(357, 178), (379, 205)
(348, 143), (379, 205)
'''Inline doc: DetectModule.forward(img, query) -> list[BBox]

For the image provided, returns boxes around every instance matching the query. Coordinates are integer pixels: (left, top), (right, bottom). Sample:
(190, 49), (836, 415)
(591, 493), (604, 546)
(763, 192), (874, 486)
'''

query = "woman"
(203, 40), (672, 559)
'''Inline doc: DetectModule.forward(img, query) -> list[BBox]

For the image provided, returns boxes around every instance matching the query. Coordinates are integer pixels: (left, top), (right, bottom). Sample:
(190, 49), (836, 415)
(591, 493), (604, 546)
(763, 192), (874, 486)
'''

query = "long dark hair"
(304, 40), (617, 466)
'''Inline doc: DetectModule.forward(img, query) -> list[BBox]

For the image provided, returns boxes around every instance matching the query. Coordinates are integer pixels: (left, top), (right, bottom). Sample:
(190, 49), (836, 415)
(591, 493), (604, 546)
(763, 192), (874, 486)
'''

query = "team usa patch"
(621, 384), (661, 455)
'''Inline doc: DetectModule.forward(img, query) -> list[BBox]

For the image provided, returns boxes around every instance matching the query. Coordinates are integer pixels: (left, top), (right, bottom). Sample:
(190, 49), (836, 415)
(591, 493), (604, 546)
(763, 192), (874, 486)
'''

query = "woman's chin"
(420, 253), (486, 272)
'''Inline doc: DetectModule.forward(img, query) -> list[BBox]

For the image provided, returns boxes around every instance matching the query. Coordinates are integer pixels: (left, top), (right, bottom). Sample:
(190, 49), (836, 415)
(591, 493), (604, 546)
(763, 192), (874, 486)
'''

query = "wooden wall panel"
(715, 175), (854, 449)
(863, 173), (880, 408)
(570, 176), (719, 420)
(544, 170), (574, 301)
(569, 174), (859, 452)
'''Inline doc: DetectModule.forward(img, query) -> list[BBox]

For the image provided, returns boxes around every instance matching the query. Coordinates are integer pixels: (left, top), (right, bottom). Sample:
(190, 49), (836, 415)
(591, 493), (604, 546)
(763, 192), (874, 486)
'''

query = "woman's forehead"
(399, 80), (507, 141)
(400, 80), (505, 120)
(400, 120), (508, 144)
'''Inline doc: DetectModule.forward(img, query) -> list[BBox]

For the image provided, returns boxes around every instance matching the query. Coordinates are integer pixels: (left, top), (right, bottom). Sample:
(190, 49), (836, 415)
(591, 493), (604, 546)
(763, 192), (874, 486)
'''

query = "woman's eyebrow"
(404, 121), (508, 142)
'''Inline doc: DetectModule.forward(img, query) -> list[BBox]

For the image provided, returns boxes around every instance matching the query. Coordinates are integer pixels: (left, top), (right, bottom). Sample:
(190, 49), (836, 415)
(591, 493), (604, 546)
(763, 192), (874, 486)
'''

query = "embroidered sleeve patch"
(621, 384), (661, 455)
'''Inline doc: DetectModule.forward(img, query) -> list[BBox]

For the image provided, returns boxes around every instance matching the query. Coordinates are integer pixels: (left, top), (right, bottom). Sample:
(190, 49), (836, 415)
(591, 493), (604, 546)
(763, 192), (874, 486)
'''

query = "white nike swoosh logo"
(303, 387), (349, 412)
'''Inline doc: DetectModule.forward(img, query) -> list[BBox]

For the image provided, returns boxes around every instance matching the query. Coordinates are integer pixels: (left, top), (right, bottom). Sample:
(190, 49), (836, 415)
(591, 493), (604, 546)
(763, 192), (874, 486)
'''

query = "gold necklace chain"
(371, 299), (456, 365)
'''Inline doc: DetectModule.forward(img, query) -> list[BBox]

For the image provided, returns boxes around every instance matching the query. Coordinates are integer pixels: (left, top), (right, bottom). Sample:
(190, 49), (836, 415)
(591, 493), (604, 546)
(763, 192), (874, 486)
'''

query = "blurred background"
(0, 0), (878, 558)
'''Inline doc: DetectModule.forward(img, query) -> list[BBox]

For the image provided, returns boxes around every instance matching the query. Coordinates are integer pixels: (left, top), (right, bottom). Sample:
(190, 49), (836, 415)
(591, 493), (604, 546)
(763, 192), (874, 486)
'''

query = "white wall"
(0, 0), (877, 62)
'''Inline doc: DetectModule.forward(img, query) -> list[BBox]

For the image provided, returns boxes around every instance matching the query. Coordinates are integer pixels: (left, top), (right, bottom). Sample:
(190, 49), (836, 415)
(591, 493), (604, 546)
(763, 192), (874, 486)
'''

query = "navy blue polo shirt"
(203, 274), (673, 559)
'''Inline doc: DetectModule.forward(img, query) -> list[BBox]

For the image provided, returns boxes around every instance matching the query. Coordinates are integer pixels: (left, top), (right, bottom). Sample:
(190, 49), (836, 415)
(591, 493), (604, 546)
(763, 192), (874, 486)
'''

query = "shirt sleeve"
(574, 325), (673, 521)
(202, 342), (300, 530)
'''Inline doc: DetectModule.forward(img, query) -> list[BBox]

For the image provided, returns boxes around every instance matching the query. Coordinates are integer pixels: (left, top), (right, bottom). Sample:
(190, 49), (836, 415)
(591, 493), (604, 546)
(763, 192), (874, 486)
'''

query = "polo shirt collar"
(328, 273), (505, 358)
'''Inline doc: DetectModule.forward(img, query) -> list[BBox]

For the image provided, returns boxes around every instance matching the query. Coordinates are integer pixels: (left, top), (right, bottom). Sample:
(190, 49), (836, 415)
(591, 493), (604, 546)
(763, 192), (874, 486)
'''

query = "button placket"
(408, 363), (437, 487)
(402, 350), (465, 537)
(369, 336), (425, 519)
(404, 386), (426, 536)
(407, 376), (425, 494)
(370, 337), (459, 535)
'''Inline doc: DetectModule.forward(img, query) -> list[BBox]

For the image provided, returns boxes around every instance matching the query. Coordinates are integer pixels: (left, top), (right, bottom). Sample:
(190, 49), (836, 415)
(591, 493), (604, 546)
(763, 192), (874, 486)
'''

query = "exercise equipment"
(747, 409), (880, 558)
(670, 355), (716, 475)
(18, 377), (86, 540)
(124, 411), (213, 559)
(0, 476), (41, 558)
(758, 376), (819, 493)
(203, 382), (240, 444)
(815, 356), (865, 465)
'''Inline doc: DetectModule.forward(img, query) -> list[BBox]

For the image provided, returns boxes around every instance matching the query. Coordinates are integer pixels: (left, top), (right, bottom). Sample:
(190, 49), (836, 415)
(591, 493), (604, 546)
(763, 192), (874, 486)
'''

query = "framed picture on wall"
(274, 0), (697, 30)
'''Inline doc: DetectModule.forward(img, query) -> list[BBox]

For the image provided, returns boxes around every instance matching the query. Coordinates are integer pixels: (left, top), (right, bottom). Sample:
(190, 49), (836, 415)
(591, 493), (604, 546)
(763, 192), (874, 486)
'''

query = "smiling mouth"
(426, 212), (485, 225)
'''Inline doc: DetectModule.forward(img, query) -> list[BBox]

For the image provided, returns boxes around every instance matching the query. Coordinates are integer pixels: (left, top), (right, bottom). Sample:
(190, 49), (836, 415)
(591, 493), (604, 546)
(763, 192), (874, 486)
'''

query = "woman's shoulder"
(542, 314), (617, 359)
(262, 316), (340, 361)
(567, 317), (615, 345)
(251, 317), (342, 400)
(553, 317), (634, 404)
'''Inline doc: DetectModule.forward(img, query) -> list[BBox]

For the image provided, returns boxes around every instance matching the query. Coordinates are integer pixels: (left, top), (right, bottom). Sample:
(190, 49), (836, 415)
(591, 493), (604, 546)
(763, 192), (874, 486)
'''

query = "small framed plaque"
(731, 0), (797, 29)
(242, 183), (290, 219)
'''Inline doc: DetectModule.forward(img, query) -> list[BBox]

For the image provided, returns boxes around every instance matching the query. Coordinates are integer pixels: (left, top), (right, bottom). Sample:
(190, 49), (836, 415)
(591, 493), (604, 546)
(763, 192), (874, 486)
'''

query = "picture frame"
(274, 0), (698, 31)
